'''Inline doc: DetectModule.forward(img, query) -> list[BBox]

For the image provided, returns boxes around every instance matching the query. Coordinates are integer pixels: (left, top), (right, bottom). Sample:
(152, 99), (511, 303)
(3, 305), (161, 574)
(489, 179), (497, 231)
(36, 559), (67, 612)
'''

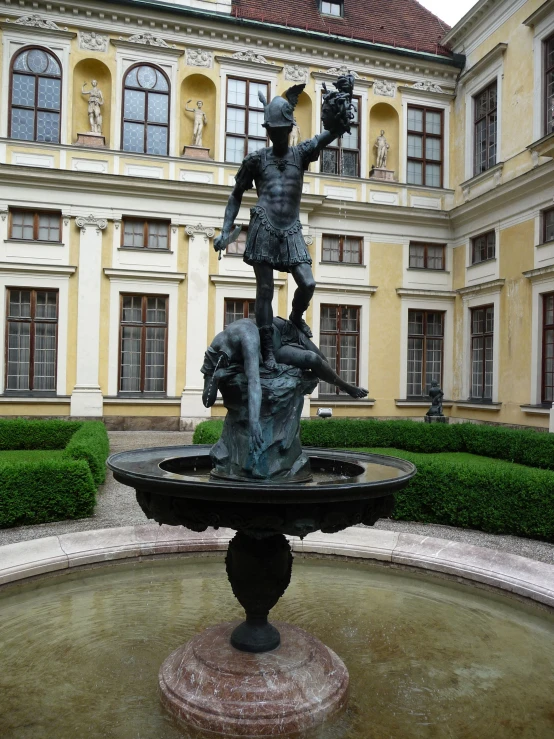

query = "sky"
(417, 0), (478, 27)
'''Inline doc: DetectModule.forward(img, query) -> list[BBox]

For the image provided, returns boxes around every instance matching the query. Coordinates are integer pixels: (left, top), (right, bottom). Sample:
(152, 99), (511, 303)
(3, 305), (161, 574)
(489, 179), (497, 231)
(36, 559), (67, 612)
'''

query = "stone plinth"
(183, 145), (211, 159)
(76, 132), (106, 148)
(369, 166), (395, 181)
(425, 415), (448, 424)
(159, 621), (349, 737)
(211, 366), (318, 481)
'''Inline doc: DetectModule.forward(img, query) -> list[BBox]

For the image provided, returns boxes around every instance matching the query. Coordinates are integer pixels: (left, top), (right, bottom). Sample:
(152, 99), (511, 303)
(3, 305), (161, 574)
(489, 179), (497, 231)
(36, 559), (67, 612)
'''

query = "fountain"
(108, 74), (417, 736)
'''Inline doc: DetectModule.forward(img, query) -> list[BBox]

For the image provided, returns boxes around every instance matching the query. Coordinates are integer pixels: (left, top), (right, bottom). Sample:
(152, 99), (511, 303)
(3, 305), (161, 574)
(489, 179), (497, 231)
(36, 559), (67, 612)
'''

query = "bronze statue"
(214, 77), (354, 370)
(426, 380), (444, 417)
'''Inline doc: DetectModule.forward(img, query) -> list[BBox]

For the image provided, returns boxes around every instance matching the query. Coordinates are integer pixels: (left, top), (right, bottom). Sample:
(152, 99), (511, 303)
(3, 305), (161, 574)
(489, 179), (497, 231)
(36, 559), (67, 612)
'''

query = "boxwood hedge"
(0, 419), (109, 528)
(192, 418), (554, 541)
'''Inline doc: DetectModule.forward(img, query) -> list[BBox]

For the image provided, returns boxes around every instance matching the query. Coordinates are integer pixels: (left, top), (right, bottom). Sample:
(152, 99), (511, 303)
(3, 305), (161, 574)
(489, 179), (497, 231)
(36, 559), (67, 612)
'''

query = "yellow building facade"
(0, 0), (553, 430)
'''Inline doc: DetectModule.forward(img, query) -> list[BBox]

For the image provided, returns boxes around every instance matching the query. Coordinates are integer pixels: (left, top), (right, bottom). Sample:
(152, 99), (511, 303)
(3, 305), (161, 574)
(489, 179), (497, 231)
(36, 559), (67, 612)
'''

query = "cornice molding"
(523, 264), (554, 282)
(458, 43), (508, 85)
(111, 38), (184, 57)
(1, 16), (76, 40)
(215, 53), (282, 73)
(457, 278), (505, 298)
(316, 282), (378, 296)
(0, 261), (76, 276)
(104, 268), (186, 282)
(396, 288), (457, 299)
(523, 0), (554, 28)
(397, 84), (455, 101)
(210, 274), (287, 288)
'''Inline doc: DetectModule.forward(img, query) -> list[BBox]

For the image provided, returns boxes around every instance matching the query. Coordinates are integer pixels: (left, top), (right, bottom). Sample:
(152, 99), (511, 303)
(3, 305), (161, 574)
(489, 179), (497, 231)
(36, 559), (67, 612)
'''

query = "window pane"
(225, 300), (246, 328)
(426, 138), (441, 161)
(38, 213), (60, 242)
(37, 77), (61, 110)
(341, 306), (358, 332)
(425, 164), (441, 188)
(11, 211), (34, 240)
(425, 338), (442, 393)
(426, 111), (442, 135)
(408, 135), (423, 159)
(146, 297), (166, 323)
(340, 334), (357, 385)
(408, 311), (424, 335)
(153, 71), (169, 92)
(322, 235), (340, 262)
(407, 160), (423, 185)
(427, 246), (444, 270)
(321, 305), (337, 332)
(12, 74), (35, 107)
(343, 237), (361, 263)
(247, 138), (266, 154)
(485, 306), (494, 333)
(342, 125), (358, 150)
(472, 337), (484, 398)
(409, 245), (425, 269)
(545, 295), (554, 326)
(123, 122), (144, 153)
(227, 230), (247, 255)
(34, 323), (56, 390)
(36, 111), (59, 143)
(408, 108), (423, 132)
(249, 82), (268, 109)
(120, 326), (142, 392)
(9, 290), (31, 318)
(226, 136), (245, 163)
(322, 148), (338, 174)
(10, 108), (35, 141)
(545, 210), (554, 243)
(475, 118), (487, 174)
(35, 291), (57, 319)
(6, 323), (30, 390)
(124, 89), (146, 121)
(248, 110), (265, 139)
(122, 295), (143, 322)
(426, 312), (444, 336)
(137, 66), (157, 90)
(147, 93), (168, 124)
(123, 221), (145, 248)
(407, 337), (424, 396)
(228, 79), (246, 107)
(227, 107), (245, 134)
(147, 222), (169, 250)
(146, 125), (168, 155)
(341, 150), (358, 177)
(144, 327), (166, 392)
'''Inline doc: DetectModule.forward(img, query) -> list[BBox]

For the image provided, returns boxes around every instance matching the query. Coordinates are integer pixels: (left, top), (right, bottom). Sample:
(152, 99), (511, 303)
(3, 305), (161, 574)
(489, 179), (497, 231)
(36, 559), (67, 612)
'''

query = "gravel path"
(2, 432), (554, 566)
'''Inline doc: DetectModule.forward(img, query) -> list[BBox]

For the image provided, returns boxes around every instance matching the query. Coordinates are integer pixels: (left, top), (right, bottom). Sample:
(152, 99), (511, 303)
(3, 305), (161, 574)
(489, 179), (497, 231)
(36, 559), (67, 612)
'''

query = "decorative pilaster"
(70, 215), (108, 417)
(181, 224), (215, 422)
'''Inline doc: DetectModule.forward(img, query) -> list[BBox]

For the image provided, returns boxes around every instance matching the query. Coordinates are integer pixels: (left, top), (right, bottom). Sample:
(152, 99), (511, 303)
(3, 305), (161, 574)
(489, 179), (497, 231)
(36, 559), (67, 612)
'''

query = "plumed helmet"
(259, 83), (305, 128)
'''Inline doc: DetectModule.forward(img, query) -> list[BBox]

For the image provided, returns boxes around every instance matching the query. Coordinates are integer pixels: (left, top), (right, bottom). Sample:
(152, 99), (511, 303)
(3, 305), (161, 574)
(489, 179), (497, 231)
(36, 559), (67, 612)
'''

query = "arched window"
(122, 64), (169, 156)
(10, 47), (62, 143)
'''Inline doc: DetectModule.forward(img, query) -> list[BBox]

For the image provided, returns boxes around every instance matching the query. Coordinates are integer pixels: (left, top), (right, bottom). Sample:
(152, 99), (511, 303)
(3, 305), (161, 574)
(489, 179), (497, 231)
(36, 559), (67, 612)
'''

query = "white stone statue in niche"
(290, 120), (301, 147)
(374, 129), (390, 169)
(81, 80), (104, 135)
(186, 100), (208, 147)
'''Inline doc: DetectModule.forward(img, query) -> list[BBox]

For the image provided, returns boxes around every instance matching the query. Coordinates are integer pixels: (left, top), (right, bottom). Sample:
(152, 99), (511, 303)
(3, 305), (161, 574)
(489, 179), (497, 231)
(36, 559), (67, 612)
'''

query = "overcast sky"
(417, 0), (477, 27)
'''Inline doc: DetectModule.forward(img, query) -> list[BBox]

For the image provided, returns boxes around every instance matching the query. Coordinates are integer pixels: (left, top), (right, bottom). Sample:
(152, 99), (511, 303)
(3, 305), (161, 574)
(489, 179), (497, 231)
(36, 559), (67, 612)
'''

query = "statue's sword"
(217, 224), (243, 260)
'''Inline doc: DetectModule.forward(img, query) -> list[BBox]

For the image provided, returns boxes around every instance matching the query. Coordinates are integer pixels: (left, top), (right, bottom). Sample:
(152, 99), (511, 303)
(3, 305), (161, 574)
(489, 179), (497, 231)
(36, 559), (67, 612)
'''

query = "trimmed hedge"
(0, 419), (110, 528)
(0, 457), (96, 528)
(192, 418), (554, 541)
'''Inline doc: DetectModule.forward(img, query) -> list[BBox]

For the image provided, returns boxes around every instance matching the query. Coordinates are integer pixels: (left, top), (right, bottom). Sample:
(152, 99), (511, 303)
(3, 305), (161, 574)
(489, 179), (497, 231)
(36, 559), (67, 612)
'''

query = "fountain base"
(159, 620), (349, 737)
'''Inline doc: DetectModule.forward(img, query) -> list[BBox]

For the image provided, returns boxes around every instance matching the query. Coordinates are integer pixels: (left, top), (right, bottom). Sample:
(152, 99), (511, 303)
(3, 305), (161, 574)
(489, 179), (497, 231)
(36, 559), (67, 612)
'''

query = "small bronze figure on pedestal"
(425, 380), (447, 423)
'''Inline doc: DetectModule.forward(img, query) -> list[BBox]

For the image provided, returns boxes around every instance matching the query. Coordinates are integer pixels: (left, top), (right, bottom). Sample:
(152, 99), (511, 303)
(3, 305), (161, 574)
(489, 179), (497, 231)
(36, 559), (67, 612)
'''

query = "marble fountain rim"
(2, 524), (554, 611)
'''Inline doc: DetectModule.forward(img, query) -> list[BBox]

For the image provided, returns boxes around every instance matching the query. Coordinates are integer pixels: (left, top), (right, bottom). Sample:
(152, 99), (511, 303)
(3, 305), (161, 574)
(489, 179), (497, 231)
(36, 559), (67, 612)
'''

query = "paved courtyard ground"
(1, 431), (554, 566)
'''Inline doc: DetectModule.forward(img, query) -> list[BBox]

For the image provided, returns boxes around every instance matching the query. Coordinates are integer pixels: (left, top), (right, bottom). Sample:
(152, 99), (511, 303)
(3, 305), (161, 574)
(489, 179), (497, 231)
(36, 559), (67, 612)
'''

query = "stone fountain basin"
(107, 446), (417, 537)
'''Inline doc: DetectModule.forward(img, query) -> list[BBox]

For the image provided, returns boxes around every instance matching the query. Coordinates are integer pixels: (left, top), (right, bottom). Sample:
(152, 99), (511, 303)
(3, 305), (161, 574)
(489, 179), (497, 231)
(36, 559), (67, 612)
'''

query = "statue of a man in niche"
(214, 77), (354, 369)
(374, 129), (390, 169)
(81, 80), (104, 135)
(185, 99), (207, 147)
(426, 380), (445, 417)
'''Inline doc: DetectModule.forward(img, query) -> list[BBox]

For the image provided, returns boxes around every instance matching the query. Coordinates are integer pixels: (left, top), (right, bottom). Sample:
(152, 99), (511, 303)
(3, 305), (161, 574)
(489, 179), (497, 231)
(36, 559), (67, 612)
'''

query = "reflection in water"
(1, 557), (554, 738)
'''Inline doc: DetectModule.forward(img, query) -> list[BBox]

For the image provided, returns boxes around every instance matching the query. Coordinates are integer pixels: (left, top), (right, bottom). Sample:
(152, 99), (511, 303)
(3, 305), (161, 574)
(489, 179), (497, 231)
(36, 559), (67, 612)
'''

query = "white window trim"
(107, 278), (179, 397)
(213, 281), (281, 336)
(466, 224), (500, 268)
(218, 64), (278, 166)
(114, 48), (179, 157)
(531, 12), (554, 142)
(1, 31), (72, 145)
(530, 275), (554, 405)
(463, 59), (503, 182)
(310, 289), (371, 400)
(399, 297), (454, 401)
(461, 290), (502, 403)
(400, 92), (451, 189)
(0, 275), (70, 396)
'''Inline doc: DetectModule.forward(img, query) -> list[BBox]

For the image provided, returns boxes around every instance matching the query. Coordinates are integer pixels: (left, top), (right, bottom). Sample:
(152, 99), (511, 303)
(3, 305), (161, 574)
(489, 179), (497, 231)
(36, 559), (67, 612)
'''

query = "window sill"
(468, 258), (496, 269)
(0, 395), (70, 403)
(520, 404), (552, 415)
(312, 397), (376, 407)
(407, 268), (449, 273)
(455, 400), (502, 411)
(536, 240), (554, 249)
(395, 399), (454, 408)
(118, 247), (173, 253)
(319, 261), (365, 267)
(5, 239), (64, 247)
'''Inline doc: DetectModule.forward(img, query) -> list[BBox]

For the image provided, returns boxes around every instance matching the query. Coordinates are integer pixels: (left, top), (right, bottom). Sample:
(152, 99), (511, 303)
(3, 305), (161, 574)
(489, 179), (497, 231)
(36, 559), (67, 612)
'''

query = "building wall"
(0, 0), (552, 428)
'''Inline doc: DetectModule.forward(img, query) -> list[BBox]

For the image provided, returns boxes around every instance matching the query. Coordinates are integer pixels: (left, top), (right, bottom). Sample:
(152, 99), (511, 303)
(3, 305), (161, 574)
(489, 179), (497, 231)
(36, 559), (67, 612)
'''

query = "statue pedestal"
(182, 145), (211, 159)
(76, 132), (106, 148)
(369, 166), (396, 181)
(211, 365), (318, 481)
(425, 415), (448, 424)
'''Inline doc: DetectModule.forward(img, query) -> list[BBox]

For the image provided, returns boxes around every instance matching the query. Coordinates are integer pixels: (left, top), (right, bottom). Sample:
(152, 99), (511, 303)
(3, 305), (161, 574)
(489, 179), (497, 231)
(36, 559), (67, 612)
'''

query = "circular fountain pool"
(1, 555), (554, 738)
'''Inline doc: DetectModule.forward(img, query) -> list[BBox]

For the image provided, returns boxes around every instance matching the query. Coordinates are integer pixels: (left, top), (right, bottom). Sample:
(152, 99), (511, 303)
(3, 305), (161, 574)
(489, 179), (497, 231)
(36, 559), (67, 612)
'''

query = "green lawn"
(0, 449), (66, 464)
(355, 448), (542, 472)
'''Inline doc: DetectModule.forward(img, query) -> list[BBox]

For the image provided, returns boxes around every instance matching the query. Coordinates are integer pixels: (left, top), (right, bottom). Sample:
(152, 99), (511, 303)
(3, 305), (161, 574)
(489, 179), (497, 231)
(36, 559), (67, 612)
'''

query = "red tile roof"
(231, 0), (452, 57)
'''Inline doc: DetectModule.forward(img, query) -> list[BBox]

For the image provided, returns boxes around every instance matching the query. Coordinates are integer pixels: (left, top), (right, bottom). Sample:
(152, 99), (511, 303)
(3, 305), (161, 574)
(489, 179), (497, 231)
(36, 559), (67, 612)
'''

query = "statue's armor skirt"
(244, 206), (312, 273)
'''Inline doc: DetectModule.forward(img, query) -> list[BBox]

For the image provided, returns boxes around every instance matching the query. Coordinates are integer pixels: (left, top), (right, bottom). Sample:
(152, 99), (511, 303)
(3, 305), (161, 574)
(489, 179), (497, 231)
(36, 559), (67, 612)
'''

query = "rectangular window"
(471, 231), (496, 265)
(471, 305), (494, 400)
(474, 81), (497, 175)
(407, 310), (444, 398)
(224, 298), (255, 329)
(543, 293), (554, 404)
(225, 78), (269, 163)
(409, 242), (445, 270)
(121, 218), (170, 250)
(9, 209), (61, 242)
(119, 294), (168, 394)
(545, 34), (554, 136)
(5, 288), (58, 392)
(407, 106), (443, 188)
(319, 304), (360, 395)
(321, 95), (361, 177)
(543, 207), (554, 244)
(321, 1), (343, 16)
(322, 235), (362, 264)
(226, 228), (247, 256)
